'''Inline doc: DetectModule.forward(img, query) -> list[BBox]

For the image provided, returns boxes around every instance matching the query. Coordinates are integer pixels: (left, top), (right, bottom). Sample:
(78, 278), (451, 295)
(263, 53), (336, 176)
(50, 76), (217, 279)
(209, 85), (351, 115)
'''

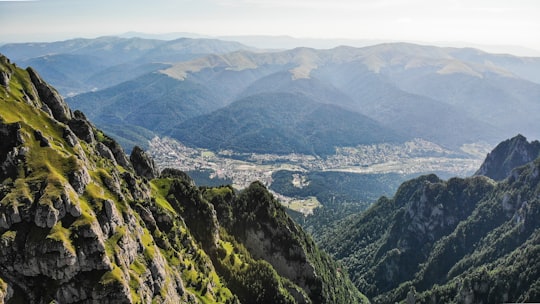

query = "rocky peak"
(26, 67), (73, 123)
(130, 145), (159, 180)
(0, 56), (12, 88)
(67, 110), (96, 144)
(0, 120), (24, 181)
(475, 134), (540, 181)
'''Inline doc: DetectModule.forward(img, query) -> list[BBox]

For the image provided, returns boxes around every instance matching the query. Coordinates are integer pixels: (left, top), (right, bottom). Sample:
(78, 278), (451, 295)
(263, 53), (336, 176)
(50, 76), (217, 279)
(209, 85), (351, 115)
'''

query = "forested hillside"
(320, 135), (540, 303)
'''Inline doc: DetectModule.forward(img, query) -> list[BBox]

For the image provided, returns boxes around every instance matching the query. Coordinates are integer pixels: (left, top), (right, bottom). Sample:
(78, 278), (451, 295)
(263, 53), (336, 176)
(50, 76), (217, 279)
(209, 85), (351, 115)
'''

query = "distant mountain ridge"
(170, 92), (404, 155)
(6, 37), (540, 155)
(0, 36), (254, 95)
(67, 42), (540, 154)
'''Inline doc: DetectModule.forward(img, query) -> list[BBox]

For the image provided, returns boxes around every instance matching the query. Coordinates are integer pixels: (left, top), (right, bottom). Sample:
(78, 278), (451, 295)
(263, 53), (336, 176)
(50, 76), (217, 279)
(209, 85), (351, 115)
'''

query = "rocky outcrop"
(0, 120), (24, 181)
(33, 130), (50, 147)
(96, 142), (117, 166)
(27, 67), (72, 123)
(68, 110), (95, 143)
(130, 146), (159, 180)
(102, 137), (131, 169)
(68, 165), (90, 194)
(63, 126), (79, 147)
(475, 134), (540, 181)
(0, 55), (12, 89)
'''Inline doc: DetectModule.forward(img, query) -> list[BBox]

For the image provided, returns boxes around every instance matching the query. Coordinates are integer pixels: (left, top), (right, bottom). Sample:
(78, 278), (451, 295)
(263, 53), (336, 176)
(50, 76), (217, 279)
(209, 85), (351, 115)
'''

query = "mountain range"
(170, 92), (403, 156)
(3, 37), (540, 155)
(58, 39), (540, 154)
(0, 36), (253, 96)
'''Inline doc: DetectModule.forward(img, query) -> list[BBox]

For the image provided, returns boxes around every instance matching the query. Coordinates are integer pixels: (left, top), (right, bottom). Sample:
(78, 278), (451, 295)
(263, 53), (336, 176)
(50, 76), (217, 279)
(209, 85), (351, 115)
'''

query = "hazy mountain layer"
(0, 36), (253, 95)
(170, 92), (405, 155)
(67, 41), (540, 152)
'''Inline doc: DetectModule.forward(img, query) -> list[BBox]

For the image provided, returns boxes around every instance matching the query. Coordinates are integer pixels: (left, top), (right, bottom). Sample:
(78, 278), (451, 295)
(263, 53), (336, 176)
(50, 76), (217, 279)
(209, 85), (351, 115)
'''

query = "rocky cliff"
(475, 134), (540, 181)
(0, 54), (366, 304)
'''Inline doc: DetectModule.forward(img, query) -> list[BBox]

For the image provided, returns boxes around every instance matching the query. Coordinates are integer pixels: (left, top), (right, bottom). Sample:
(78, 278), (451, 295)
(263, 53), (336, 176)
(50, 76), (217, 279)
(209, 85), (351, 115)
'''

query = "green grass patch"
(203, 186), (233, 203)
(104, 226), (127, 258)
(128, 258), (147, 304)
(72, 196), (96, 227)
(1, 230), (16, 243)
(149, 179), (175, 213)
(141, 228), (156, 260)
(100, 264), (124, 286)
(47, 222), (76, 254)
(0, 179), (32, 207)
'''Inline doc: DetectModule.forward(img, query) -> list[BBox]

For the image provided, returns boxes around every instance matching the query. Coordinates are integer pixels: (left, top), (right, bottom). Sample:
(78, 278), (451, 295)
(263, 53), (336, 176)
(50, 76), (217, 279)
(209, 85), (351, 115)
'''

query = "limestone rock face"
(68, 111), (96, 143)
(475, 134), (540, 181)
(0, 55), (13, 89)
(96, 142), (118, 166)
(0, 121), (24, 181)
(104, 138), (131, 169)
(68, 165), (91, 194)
(63, 126), (79, 147)
(130, 145), (159, 179)
(27, 67), (73, 123)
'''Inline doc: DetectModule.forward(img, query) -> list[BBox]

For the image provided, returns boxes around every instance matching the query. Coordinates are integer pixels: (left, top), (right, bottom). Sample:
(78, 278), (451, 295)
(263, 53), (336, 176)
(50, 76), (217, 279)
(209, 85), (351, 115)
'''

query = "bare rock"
(134, 204), (157, 232)
(0, 55), (12, 88)
(27, 67), (72, 123)
(68, 113), (95, 144)
(0, 121), (24, 181)
(96, 142), (117, 165)
(130, 146), (159, 180)
(34, 202), (60, 228)
(121, 171), (147, 201)
(102, 137), (131, 169)
(99, 199), (123, 237)
(63, 126), (79, 147)
(33, 130), (50, 147)
(68, 166), (90, 194)
(0, 71), (10, 88)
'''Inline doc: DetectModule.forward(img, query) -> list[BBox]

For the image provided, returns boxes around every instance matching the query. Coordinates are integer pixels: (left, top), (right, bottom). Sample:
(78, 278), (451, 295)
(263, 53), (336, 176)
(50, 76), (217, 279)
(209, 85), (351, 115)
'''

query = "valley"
(149, 136), (490, 214)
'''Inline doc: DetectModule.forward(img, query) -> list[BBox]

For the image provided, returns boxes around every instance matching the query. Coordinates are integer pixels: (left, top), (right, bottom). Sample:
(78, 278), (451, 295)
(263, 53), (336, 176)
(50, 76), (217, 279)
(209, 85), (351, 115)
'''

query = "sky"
(1, 0), (539, 55)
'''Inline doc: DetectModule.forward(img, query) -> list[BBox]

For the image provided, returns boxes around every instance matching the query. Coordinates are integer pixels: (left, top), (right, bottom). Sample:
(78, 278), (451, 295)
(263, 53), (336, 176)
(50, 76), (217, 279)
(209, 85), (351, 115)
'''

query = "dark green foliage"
(166, 178), (219, 251)
(171, 92), (404, 155)
(203, 183), (368, 303)
(321, 152), (540, 303)
(67, 72), (225, 133)
(271, 170), (411, 238)
(160, 168), (193, 181)
(271, 170), (408, 205)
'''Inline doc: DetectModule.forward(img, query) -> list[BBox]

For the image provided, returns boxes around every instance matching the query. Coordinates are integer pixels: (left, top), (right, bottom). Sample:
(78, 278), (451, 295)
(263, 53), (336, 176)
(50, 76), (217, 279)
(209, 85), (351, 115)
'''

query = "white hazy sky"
(1, 0), (539, 53)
